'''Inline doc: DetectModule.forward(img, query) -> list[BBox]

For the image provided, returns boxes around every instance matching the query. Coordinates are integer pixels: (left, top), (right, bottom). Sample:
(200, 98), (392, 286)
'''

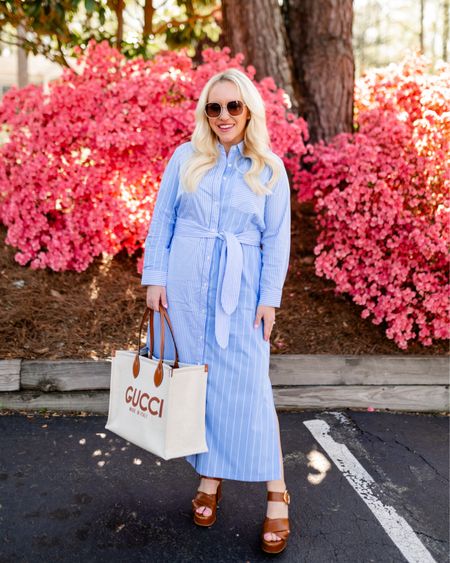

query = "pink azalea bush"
(0, 40), (307, 272)
(299, 56), (449, 348)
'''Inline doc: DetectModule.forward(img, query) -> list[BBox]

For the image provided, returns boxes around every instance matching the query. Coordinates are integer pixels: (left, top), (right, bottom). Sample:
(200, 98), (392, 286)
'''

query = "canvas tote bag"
(105, 306), (209, 460)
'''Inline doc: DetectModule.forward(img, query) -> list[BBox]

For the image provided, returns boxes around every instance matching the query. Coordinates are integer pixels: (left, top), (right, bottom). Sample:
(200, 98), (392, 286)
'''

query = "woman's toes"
(264, 532), (281, 542)
(196, 506), (212, 516)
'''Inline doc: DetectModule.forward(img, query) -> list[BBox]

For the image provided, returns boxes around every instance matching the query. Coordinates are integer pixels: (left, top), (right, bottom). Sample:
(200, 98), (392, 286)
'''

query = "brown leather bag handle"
(133, 306), (180, 386)
(150, 306), (180, 366)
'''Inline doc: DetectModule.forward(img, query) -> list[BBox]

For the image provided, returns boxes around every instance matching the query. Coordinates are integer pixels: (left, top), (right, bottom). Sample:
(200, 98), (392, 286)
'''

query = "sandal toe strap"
(263, 517), (290, 539)
(192, 491), (216, 511)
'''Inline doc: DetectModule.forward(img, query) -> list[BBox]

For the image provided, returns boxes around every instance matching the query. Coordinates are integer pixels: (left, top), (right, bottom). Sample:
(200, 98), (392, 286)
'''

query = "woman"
(142, 68), (291, 554)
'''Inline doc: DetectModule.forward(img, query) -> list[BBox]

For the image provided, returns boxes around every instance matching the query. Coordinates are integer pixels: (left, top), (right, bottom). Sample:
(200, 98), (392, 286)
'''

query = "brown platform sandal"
(261, 490), (291, 554)
(192, 476), (223, 527)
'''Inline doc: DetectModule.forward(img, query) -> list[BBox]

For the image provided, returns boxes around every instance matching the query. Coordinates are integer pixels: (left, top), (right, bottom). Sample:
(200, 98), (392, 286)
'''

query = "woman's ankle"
(199, 476), (220, 493)
(266, 480), (286, 493)
(266, 499), (289, 518)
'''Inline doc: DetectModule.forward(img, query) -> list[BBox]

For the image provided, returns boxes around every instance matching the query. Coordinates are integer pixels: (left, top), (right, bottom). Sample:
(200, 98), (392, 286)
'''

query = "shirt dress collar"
(217, 140), (246, 157)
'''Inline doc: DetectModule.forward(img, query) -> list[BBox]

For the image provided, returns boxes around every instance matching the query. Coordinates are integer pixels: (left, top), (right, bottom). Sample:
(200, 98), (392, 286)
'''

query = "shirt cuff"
(257, 288), (282, 308)
(141, 270), (167, 286)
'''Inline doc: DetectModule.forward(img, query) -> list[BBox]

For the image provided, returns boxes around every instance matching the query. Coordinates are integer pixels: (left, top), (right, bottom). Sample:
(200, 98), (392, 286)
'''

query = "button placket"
(201, 155), (226, 362)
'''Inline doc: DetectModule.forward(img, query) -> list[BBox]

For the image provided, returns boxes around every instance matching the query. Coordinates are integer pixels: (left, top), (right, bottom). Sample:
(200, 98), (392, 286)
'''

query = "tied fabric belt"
(173, 217), (261, 349)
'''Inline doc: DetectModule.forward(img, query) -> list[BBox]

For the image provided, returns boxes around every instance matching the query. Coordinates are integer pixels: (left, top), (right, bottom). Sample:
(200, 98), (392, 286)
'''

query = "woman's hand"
(146, 285), (168, 311)
(254, 305), (276, 341)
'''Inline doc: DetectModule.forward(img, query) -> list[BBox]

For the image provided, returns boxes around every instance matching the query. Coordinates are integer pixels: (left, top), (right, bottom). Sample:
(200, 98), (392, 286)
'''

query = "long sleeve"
(257, 164), (291, 307)
(141, 147), (181, 286)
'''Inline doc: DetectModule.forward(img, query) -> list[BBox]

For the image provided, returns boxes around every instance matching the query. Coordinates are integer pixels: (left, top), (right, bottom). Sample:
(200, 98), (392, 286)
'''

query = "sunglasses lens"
(205, 103), (221, 118)
(227, 101), (244, 115)
(205, 101), (245, 118)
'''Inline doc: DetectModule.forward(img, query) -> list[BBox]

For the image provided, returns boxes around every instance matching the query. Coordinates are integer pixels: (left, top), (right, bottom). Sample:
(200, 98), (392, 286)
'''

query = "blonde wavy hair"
(181, 68), (281, 196)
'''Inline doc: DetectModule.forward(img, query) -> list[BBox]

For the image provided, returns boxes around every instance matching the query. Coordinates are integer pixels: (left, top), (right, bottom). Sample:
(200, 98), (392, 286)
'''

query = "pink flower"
(0, 40), (307, 274)
(296, 55), (449, 349)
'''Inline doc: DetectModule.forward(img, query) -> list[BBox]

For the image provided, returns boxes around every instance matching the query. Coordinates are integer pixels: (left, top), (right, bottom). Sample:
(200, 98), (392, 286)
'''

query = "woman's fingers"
(147, 299), (159, 311)
(161, 287), (168, 309)
(146, 288), (155, 310)
(254, 308), (263, 329)
(254, 305), (275, 341)
(263, 316), (274, 341)
(146, 285), (166, 311)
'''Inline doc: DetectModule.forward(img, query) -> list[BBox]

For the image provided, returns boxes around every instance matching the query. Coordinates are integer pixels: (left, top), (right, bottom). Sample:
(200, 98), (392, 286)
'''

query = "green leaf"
(55, 3), (65, 21)
(85, 0), (95, 14)
(25, 2), (42, 18)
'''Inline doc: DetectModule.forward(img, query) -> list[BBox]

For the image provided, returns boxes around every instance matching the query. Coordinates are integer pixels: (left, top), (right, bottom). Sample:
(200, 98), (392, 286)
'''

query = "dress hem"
(185, 457), (282, 483)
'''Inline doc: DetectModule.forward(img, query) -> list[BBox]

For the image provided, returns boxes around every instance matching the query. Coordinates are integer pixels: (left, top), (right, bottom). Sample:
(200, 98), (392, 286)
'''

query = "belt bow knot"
(173, 218), (261, 348)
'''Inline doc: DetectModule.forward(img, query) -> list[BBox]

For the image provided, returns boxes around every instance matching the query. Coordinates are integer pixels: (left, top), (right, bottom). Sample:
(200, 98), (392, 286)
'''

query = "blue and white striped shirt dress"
(141, 140), (291, 481)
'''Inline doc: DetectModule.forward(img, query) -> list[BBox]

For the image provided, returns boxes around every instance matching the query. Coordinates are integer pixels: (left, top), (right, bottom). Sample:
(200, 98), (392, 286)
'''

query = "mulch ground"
(1, 196), (448, 359)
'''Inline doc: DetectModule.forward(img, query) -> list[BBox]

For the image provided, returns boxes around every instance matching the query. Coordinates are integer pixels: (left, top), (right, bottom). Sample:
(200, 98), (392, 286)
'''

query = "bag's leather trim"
(134, 307), (182, 386)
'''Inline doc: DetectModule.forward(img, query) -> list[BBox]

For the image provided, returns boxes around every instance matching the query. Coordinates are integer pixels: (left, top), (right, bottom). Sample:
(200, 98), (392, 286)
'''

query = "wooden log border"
(0, 355), (448, 413)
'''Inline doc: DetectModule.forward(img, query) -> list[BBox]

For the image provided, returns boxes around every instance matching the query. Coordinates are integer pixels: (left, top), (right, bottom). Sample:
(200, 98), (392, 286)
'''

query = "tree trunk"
(420, 0), (425, 53)
(143, 0), (155, 46)
(285, 0), (355, 142)
(17, 25), (28, 88)
(115, 0), (124, 47)
(221, 0), (299, 109)
(222, 0), (355, 143)
(443, 0), (449, 61)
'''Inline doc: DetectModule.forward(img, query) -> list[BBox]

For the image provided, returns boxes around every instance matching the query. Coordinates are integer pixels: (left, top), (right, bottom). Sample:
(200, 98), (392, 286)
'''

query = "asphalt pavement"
(0, 410), (448, 563)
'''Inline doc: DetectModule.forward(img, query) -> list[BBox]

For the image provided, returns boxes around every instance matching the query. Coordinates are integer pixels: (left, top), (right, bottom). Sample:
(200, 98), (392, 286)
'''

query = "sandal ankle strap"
(267, 490), (290, 505)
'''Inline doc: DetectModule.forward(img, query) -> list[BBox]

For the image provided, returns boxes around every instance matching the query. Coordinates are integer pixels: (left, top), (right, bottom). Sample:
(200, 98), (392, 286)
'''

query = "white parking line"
(303, 419), (437, 563)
